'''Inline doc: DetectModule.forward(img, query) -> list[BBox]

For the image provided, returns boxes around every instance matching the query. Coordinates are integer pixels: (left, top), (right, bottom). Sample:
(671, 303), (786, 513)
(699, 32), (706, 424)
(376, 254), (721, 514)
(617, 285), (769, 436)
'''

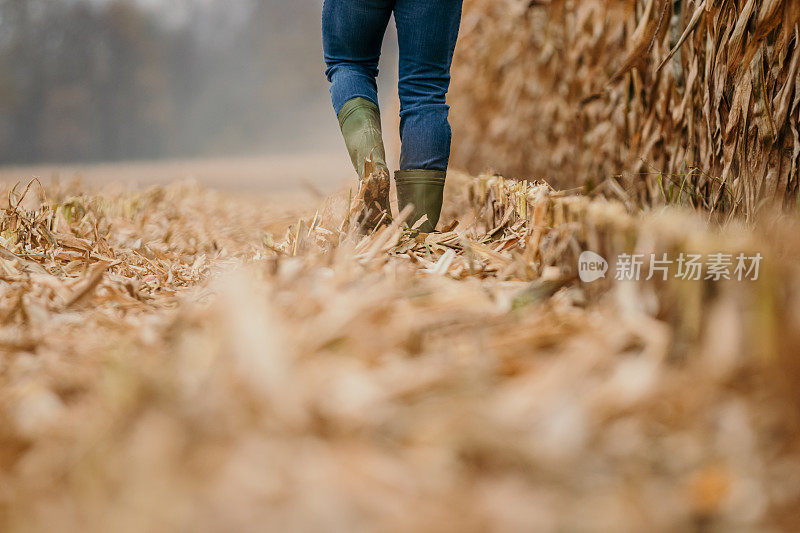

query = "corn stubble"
(0, 173), (798, 531)
(451, 0), (800, 218)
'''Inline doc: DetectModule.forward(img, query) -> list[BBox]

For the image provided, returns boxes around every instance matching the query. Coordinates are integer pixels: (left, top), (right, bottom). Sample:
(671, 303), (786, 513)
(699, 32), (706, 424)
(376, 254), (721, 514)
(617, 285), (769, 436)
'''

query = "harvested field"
(1, 173), (799, 531)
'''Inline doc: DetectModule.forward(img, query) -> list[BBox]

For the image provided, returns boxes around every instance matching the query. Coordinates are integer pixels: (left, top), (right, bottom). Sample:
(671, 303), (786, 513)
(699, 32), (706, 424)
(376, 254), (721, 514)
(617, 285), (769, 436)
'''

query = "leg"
(394, 0), (463, 171)
(322, 0), (394, 228)
(393, 0), (463, 232)
(322, 0), (394, 115)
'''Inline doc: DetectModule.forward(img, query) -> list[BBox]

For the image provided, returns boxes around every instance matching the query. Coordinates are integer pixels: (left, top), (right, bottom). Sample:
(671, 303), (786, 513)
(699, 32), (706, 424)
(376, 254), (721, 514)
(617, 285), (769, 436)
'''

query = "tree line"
(0, 0), (327, 164)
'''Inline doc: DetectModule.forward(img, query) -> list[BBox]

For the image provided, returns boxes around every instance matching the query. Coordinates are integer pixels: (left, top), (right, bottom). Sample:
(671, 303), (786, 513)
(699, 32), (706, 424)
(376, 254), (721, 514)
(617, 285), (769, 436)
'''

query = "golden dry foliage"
(1, 176), (800, 530)
(450, 0), (800, 218)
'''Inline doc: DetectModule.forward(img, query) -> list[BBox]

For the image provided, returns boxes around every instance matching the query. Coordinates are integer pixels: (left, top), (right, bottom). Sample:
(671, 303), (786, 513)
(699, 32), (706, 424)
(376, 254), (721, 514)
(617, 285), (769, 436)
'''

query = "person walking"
(322, 0), (463, 232)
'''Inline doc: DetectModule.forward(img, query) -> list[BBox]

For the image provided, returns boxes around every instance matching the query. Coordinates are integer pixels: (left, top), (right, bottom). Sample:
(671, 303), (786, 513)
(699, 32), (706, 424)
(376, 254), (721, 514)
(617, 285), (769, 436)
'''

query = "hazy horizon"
(0, 0), (400, 165)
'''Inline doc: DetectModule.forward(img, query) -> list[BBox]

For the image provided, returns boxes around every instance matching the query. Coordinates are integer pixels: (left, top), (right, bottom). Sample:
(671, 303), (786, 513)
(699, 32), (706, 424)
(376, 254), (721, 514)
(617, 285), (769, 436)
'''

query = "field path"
(1, 165), (799, 532)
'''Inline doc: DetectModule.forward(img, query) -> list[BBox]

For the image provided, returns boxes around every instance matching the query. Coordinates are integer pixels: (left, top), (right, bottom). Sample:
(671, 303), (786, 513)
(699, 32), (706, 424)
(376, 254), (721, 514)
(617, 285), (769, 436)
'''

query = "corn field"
(1, 0), (800, 531)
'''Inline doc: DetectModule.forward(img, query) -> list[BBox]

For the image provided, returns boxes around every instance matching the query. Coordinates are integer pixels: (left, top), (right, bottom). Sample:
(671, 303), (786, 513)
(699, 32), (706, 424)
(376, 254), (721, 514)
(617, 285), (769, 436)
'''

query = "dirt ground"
(0, 153), (353, 195)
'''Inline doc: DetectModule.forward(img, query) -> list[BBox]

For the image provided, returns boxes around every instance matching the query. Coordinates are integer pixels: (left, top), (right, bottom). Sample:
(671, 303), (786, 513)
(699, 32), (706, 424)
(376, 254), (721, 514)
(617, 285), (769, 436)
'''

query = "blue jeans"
(322, 0), (463, 172)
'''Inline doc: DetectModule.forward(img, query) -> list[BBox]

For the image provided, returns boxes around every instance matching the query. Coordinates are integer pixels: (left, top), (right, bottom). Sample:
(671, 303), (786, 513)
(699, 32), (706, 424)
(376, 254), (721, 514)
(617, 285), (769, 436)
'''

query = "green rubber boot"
(395, 169), (446, 233)
(338, 98), (390, 229)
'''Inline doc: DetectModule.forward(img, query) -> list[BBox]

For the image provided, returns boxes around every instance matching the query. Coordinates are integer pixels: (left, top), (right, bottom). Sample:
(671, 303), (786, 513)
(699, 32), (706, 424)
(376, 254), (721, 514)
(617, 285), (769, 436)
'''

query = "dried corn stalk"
(451, 0), (800, 218)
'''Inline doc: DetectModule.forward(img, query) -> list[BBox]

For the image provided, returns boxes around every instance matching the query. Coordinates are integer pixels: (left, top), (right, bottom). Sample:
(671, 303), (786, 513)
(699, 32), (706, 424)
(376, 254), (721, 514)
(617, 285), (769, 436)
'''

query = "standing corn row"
(451, 0), (800, 218)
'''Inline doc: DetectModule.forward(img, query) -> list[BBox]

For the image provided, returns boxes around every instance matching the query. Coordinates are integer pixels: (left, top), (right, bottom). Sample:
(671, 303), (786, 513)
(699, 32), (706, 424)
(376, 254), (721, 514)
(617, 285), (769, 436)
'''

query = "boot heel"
(395, 170), (446, 233)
